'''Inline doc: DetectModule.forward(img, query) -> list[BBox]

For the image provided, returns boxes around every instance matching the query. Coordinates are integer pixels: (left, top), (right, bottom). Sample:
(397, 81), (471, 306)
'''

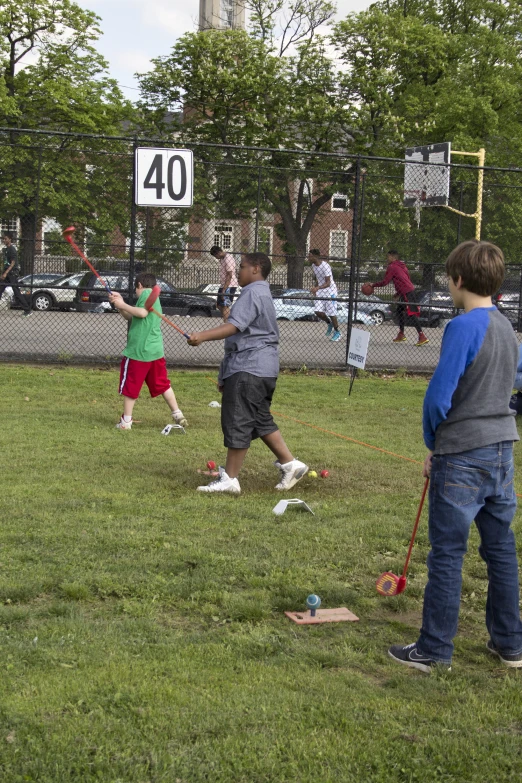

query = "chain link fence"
(0, 128), (521, 371)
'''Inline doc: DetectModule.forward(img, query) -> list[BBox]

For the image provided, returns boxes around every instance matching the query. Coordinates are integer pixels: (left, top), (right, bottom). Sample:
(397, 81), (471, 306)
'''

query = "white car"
(274, 289), (374, 325)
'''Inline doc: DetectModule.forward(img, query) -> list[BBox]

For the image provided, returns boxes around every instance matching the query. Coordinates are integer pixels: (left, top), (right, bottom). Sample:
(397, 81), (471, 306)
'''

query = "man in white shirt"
(210, 245), (239, 321)
(309, 249), (341, 342)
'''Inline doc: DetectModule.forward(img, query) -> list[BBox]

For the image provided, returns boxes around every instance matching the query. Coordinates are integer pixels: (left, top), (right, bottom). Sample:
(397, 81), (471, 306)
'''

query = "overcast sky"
(81, 0), (372, 100)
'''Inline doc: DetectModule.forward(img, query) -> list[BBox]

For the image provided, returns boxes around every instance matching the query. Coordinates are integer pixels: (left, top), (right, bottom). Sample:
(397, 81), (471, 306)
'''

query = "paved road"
(0, 310), (448, 370)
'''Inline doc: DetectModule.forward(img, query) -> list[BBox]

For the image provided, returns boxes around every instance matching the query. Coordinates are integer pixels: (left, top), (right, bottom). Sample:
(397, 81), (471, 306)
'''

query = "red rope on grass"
(206, 376), (522, 497)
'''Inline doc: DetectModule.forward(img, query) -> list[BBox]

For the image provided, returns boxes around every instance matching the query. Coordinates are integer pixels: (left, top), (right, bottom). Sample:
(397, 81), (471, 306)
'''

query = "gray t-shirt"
(218, 280), (279, 383)
(424, 307), (519, 454)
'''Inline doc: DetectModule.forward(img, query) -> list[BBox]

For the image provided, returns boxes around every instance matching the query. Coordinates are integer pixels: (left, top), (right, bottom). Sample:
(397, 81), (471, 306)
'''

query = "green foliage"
(0, 1), (135, 271)
(135, 209), (189, 274)
(332, 0), (522, 263)
(137, 25), (355, 287)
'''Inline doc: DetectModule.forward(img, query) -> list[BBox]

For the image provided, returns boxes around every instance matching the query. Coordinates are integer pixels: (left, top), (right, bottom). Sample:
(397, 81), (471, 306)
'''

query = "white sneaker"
(116, 417), (132, 430)
(173, 410), (188, 427)
(275, 459), (309, 490)
(197, 466), (241, 494)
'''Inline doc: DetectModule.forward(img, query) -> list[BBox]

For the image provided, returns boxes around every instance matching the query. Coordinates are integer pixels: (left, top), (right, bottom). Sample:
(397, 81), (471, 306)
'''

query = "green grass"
(1, 364), (521, 782)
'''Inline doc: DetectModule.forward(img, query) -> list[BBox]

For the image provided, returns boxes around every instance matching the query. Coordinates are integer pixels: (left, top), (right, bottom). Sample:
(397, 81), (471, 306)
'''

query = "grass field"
(1, 364), (522, 783)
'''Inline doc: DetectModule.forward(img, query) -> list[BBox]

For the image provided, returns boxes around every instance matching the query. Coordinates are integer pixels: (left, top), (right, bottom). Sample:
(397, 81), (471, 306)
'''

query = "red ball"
(361, 283), (374, 296)
(320, 470), (329, 478)
(207, 460), (216, 470)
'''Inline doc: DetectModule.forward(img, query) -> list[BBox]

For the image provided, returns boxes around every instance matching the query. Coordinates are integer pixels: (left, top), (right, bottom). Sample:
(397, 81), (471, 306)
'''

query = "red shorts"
(119, 357), (171, 399)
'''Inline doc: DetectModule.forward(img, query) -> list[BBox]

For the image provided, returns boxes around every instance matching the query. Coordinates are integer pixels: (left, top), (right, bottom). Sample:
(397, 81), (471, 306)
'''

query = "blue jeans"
(417, 442), (522, 664)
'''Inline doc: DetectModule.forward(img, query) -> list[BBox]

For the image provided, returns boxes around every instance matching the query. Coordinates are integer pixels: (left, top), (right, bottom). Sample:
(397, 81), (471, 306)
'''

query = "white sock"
(122, 415), (132, 423)
(173, 409), (182, 416)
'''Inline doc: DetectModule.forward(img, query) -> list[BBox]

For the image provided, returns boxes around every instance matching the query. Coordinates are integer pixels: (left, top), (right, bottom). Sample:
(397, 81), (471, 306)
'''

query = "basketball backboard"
(404, 142), (451, 208)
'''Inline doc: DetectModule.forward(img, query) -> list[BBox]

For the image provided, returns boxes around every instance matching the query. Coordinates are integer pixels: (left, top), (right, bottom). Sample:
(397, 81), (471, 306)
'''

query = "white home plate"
(273, 499), (314, 516)
(161, 424), (186, 435)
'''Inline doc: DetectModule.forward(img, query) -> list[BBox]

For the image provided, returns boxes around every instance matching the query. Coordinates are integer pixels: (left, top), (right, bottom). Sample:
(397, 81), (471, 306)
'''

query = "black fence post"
(144, 207), (149, 267)
(517, 267), (522, 332)
(32, 145), (43, 282)
(345, 156), (361, 364)
(254, 166), (262, 251)
(128, 137), (138, 305)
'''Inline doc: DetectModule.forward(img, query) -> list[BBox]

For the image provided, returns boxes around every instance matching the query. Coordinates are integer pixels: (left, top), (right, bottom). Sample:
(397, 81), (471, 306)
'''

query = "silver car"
(20, 272), (86, 311)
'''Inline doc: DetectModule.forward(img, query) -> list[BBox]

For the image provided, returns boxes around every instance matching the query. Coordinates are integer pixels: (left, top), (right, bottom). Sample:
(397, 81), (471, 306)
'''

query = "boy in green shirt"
(109, 273), (187, 430)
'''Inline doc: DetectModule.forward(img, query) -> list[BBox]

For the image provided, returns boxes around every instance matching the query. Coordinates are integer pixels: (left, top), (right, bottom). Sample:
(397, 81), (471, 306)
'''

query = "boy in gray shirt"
(188, 252), (308, 494)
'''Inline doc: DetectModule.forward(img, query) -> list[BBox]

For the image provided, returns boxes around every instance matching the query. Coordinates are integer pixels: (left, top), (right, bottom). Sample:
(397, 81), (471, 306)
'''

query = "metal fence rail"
(1, 127), (521, 371)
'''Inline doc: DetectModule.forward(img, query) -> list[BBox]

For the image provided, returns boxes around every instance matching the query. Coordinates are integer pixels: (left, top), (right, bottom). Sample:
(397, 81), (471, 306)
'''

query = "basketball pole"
(442, 148), (486, 239)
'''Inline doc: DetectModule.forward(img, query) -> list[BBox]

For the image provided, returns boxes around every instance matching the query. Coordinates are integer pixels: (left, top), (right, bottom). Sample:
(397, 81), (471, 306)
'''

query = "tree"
(331, 0), (522, 265)
(0, 1), (134, 272)
(137, 3), (355, 288)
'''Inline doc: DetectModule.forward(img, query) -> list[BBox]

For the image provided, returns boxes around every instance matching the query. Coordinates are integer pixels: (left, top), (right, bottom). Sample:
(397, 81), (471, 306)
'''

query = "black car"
(392, 290), (457, 329)
(74, 272), (219, 317)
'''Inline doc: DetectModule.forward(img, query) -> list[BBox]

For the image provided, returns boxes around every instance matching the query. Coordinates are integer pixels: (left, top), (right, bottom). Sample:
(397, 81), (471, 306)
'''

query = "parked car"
(273, 289), (374, 325)
(391, 289), (457, 329)
(338, 290), (393, 326)
(1, 273), (64, 306)
(194, 283), (244, 301)
(495, 289), (521, 329)
(74, 272), (219, 317)
(8, 272), (86, 311)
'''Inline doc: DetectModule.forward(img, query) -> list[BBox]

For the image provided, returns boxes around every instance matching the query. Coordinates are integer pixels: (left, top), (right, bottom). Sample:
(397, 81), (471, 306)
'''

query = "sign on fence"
(347, 328), (370, 369)
(135, 148), (194, 207)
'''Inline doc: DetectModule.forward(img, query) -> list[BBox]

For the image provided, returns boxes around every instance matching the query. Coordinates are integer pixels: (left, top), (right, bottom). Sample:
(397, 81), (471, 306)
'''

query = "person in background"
(309, 249), (341, 343)
(0, 231), (32, 316)
(370, 250), (428, 346)
(210, 245), (238, 322)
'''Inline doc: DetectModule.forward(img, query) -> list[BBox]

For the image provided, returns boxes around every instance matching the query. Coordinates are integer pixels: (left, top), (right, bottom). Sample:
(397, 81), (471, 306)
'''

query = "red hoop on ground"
(376, 477), (429, 597)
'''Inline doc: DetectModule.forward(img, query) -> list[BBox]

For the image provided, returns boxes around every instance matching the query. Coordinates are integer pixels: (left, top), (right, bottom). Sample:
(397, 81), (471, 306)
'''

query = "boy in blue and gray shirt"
(389, 239), (522, 672)
(188, 252), (308, 494)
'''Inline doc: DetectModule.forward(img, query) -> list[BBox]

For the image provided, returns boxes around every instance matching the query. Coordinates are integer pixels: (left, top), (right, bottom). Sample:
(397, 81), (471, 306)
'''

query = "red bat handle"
(401, 477), (429, 580)
(150, 306), (190, 339)
(63, 229), (112, 294)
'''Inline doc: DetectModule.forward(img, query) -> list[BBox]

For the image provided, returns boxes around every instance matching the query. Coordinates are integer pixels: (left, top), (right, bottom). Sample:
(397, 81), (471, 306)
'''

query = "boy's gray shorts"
(221, 371), (278, 448)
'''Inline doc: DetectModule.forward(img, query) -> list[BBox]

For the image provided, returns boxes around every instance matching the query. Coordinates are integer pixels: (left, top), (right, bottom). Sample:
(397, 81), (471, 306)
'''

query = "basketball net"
(405, 190), (425, 229)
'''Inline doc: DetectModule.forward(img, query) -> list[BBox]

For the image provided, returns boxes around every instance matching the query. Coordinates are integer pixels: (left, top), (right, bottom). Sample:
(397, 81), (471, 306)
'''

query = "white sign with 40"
(135, 148), (193, 207)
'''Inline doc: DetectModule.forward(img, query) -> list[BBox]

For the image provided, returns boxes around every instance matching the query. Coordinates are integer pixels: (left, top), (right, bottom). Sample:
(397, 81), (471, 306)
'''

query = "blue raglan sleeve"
(422, 312), (489, 450)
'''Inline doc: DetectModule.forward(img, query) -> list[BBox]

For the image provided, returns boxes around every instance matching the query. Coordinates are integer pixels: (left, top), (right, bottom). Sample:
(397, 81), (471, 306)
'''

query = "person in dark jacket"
(0, 231), (32, 316)
(370, 250), (428, 345)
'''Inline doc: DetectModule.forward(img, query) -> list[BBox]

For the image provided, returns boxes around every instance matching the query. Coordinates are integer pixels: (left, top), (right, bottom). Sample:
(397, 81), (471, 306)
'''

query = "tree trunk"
(286, 242), (307, 288)
(421, 262), (435, 289)
(19, 212), (37, 276)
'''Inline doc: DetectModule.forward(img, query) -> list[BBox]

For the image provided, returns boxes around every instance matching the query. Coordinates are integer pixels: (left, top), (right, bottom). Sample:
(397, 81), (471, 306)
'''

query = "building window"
(221, 0), (234, 27)
(329, 230), (348, 261)
(257, 226), (272, 256)
(0, 217), (18, 236)
(214, 224), (234, 250)
(331, 193), (349, 211)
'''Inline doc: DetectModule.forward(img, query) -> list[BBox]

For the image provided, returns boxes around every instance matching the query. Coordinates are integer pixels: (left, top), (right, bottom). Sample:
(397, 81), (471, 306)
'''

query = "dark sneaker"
(509, 392), (522, 416)
(22, 310), (33, 317)
(486, 639), (522, 668)
(388, 642), (450, 673)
